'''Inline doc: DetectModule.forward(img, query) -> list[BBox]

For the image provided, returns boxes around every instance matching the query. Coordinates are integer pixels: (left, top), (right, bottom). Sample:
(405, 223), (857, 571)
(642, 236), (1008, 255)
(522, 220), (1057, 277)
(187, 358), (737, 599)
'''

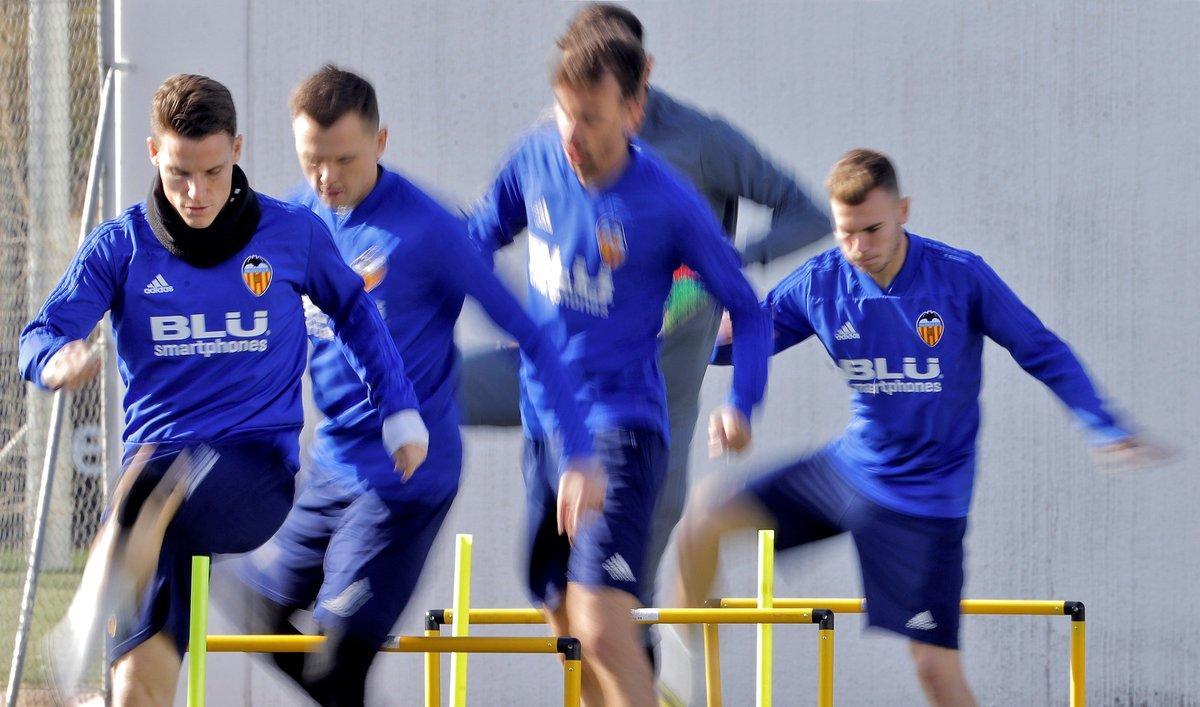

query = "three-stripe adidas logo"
(905, 611), (938, 631)
(602, 553), (636, 583)
(143, 274), (174, 294)
(834, 321), (860, 340)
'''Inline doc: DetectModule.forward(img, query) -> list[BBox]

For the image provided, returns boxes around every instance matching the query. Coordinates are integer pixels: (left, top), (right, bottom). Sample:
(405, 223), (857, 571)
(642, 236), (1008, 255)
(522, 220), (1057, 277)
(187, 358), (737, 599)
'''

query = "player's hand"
(715, 310), (733, 347)
(708, 405), (751, 458)
(1091, 435), (1174, 473)
(556, 455), (606, 542)
(41, 340), (101, 391)
(393, 442), (428, 481)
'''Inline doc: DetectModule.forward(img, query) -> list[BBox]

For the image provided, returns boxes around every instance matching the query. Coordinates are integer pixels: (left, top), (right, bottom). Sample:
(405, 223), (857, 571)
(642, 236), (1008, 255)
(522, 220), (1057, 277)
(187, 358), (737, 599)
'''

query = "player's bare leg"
(562, 583), (654, 706)
(111, 631), (181, 707)
(545, 599), (605, 701)
(908, 642), (977, 707)
(672, 485), (772, 610)
(49, 447), (190, 701)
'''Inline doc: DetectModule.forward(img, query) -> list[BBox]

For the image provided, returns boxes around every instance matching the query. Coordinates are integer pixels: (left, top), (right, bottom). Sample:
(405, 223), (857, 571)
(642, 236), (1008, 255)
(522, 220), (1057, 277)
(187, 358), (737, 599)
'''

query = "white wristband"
(381, 409), (428, 455)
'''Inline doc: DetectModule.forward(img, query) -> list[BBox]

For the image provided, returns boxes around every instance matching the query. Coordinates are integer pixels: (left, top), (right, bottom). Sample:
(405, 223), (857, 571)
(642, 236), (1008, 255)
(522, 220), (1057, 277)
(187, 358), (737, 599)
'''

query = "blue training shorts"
(523, 427), (666, 607)
(238, 412), (460, 647)
(743, 451), (967, 649)
(108, 435), (297, 662)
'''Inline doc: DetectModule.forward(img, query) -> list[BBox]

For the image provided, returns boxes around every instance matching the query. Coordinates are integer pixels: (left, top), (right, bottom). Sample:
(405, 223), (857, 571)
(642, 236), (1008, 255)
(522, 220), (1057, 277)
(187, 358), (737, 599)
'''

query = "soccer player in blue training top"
(456, 4), (832, 643)
(19, 74), (426, 707)
(469, 27), (771, 704)
(673, 149), (1166, 706)
(232, 66), (601, 706)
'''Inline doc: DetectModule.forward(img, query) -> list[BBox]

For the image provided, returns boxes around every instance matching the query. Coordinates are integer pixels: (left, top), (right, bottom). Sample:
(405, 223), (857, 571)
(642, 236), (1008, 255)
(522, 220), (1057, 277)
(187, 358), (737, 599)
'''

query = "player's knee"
(111, 643), (179, 707)
(574, 619), (634, 668)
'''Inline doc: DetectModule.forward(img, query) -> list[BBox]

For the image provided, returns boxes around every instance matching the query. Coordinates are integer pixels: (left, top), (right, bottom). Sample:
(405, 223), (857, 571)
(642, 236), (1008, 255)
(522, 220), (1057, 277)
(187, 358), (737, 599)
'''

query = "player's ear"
(897, 196), (910, 225)
(146, 136), (159, 164)
(231, 134), (244, 163)
(376, 125), (388, 159)
(643, 54), (655, 88)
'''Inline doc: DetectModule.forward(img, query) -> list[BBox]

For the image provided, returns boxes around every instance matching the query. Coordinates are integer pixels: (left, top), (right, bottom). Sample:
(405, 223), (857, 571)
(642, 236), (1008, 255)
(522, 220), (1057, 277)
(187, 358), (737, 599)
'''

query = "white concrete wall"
(114, 1), (1200, 704)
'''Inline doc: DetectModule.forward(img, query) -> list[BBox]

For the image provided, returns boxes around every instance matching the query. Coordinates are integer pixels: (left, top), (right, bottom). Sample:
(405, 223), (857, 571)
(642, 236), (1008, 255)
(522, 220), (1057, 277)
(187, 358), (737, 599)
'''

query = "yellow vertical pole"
(449, 534), (472, 707)
(187, 555), (210, 707)
(1070, 619), (1086, 707)
(756, 529), (774, 707)
(703, 623), (723, 707)
(816, 626), (834, 707)
(563, 659), (582, 707)
(424, 615), (441, 707)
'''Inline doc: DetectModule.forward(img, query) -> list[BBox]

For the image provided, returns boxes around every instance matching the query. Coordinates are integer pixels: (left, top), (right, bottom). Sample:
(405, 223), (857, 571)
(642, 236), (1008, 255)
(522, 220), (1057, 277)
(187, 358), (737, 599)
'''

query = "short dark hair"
(826, 149), (901, 205)
(565, 3), (644, 44)
(151, 74), (236, 139)
(289, 64), (379, 129)
(552, 25), (645, 99)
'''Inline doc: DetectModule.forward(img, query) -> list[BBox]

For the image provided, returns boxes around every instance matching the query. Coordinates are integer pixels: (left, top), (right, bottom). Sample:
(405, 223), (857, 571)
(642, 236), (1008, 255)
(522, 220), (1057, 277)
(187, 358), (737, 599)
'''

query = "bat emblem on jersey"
(351, 246), (388, 292)
(241, 255), (272, 296)
(916, 310), (944, 347)
(596, 215), (628, 270)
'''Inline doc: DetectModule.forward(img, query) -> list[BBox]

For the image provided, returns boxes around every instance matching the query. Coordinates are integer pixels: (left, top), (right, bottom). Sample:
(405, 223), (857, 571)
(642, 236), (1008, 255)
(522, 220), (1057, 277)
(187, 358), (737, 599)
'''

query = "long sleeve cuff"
(381, 409), (429, 455)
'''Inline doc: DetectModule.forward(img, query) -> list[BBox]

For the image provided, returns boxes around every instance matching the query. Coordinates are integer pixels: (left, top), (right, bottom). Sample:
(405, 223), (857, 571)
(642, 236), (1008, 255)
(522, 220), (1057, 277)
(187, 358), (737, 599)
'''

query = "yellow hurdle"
(757, 530), (774, 707)
(450, 534), (473, 707)
(187, 556), (210, 707)
(424, 613), (441, 707)
(204, 634), (582, 707)
(427, 606), (835, 707)
(716, 596), (1086, 707)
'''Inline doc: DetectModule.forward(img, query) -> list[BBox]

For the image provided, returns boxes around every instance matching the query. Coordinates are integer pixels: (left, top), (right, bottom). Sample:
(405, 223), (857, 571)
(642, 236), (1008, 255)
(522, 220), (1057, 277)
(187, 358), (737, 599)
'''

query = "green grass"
(0, 549), (103, 698)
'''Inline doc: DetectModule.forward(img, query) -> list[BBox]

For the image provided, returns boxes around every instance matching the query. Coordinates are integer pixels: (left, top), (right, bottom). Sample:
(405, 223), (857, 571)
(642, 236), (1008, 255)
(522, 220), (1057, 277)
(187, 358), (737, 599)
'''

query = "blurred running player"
(18, 74), (425, 706)
(674, 149), (1167, 706)
(469, 27), (771, 704)
(233, 66), (599, 707)
(457, 3), (831, 626)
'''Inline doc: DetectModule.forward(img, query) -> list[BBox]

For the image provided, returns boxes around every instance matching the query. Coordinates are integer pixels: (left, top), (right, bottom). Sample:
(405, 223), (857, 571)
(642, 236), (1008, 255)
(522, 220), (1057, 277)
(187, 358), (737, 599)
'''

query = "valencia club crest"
(242, 255), (272, 297)
(916, 310), (944, 347)
(596, 215), (627, 270)
(351, 246), (388, 292)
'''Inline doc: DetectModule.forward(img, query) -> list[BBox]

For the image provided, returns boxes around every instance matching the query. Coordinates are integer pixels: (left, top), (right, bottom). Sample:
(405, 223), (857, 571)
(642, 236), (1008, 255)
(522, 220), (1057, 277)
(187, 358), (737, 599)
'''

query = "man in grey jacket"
(458, 3), (831, 623)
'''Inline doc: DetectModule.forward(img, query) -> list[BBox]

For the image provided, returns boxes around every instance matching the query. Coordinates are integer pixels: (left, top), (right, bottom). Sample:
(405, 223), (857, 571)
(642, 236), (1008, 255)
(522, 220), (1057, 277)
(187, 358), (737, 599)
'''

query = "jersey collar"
(314, 165), (395, 232)
(849, 231), (924, 297)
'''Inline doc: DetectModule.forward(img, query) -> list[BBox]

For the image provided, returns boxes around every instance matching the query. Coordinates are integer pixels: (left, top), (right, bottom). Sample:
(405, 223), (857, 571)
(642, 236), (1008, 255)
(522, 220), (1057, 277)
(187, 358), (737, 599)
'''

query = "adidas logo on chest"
(143, 274), (174, 294)
(834, 321), (860, 340)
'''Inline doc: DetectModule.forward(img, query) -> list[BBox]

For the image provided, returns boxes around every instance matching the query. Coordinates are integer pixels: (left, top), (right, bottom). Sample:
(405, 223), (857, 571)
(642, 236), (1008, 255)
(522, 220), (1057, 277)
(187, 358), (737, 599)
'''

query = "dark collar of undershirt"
(145, 164), (261, 268)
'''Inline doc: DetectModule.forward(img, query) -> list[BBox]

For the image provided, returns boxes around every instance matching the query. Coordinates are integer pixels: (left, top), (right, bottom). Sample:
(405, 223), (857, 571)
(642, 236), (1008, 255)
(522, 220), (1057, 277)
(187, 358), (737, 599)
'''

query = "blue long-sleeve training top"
(19, 193), (420, 451)
(469, 125), (771, 439)
(716, 232), (1129, 518)
(296, 166), (593, 466)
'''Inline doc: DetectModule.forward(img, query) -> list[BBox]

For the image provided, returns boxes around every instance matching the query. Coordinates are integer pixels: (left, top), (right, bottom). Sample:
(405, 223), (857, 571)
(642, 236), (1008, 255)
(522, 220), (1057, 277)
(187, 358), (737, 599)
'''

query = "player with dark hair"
(470, 27), (771, 704)
(457, 4), (831, 640)
(19, 73), (425, 706)
(232, 65), (599, 706)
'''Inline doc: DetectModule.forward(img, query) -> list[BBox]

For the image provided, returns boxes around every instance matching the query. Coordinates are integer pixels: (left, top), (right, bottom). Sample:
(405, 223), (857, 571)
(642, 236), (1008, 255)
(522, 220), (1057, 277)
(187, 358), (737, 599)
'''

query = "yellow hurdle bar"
(817, 626), (834, 707)
(207, 634), (583, 707)
(718, 597), (1068, 615)
(187, 556), (211, 707)
(424, 614), (441, 707)
(427, 607), (835, 707)
(632, 607), (815, 624)
(703, 623), (722, 707)
(633, 607), (833, 707)
(716, 597), (1085, 707)
(450, 534), (473, 707)
(757, 530), (774, 707)
(208, 634), (561, 654)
